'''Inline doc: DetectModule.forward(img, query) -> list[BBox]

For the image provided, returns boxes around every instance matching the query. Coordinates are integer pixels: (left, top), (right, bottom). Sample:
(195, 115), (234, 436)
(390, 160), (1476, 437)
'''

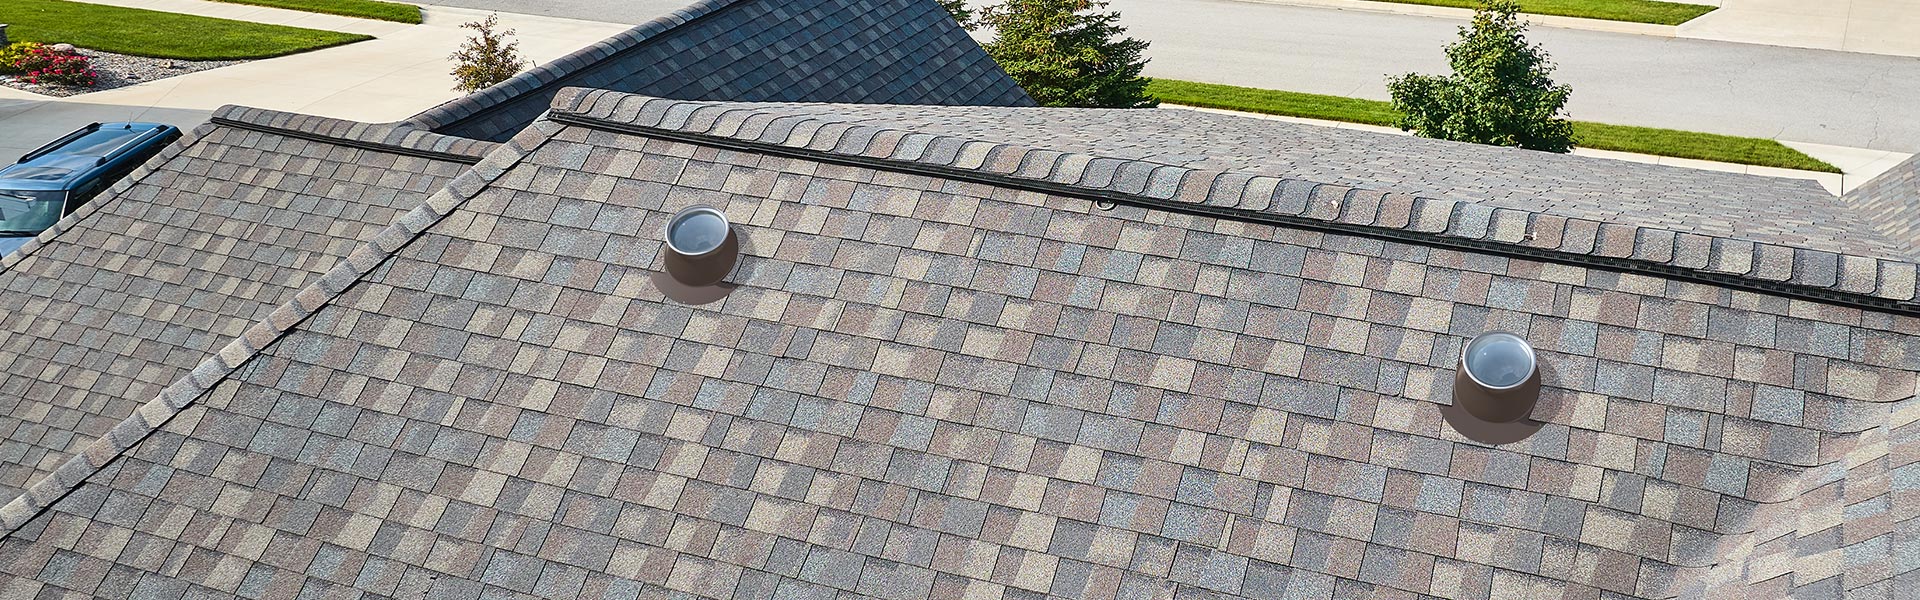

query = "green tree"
(1386, 0), (1573, 152)
(449, 14), (527, 93)
(980, 0), (1157, 108)
(940, 0), (976, 30)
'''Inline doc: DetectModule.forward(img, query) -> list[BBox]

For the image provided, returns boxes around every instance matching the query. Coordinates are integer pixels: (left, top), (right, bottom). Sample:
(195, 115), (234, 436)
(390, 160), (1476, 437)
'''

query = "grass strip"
(1147, 79), (1841, 173)
(1365, 0), (1716, 26)
(0, 0), (371, 61)
(207, 0), (422, 24)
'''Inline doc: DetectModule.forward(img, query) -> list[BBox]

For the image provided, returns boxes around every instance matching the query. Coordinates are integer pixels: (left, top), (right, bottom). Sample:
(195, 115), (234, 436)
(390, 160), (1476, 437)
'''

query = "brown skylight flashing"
(543, 90), (1920, 316)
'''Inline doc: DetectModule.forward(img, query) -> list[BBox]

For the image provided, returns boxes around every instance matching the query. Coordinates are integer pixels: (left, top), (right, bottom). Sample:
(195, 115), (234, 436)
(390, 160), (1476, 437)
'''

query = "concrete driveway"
(0, 2), (626, 160)
(1108, 0), (1920, 153)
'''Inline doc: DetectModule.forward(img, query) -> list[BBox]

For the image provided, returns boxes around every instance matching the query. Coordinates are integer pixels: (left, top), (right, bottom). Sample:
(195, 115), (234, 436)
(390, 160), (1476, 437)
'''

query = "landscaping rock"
(0, 48), (244, 97)
(49, 43), (77, 55)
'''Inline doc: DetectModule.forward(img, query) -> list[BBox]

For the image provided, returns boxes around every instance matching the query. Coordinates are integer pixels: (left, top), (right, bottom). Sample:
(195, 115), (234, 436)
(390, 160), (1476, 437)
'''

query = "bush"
(449, 14), (526, 93)
(0, 42), (47, 76)
(981, 0), (1157, 109)
(23, 47), (96, 87)
(1386, 0), (1574, 152)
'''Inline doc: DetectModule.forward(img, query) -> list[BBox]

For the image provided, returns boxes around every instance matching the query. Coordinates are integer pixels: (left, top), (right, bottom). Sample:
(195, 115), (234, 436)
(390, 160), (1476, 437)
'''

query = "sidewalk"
(1168, 105), (1912, 196)
(1230, 0), (1920, 58)
(0, 0), (628, 159)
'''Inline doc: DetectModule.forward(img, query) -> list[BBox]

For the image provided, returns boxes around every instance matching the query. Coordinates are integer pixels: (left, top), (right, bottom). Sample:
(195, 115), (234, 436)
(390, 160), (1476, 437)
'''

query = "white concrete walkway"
(0, 0), (628, 159)
(1681, 0), (1920, 57)
(1169, 105), (1912, 196)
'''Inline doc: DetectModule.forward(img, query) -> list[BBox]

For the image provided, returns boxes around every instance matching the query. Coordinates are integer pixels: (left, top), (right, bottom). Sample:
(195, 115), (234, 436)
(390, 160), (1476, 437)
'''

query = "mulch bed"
(0, 48), (244, 97)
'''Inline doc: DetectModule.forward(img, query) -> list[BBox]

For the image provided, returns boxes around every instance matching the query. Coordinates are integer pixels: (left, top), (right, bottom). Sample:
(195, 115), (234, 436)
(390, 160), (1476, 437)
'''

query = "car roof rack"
(17, 122), (103, 165)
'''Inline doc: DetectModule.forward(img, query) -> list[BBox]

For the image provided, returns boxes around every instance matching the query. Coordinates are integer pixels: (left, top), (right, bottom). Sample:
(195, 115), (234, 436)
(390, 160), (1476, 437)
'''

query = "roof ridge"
(0, 116), (563, 539)
(211, 105), (496, 163)
(401, 0), (748, 132)
(544, 90), (1920, 316)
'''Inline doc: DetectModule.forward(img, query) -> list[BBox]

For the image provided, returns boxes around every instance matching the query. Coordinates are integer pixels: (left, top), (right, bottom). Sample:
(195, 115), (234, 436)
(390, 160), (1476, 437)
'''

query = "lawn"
(0, 0), (371, 61)
(208, 0), (422, 24)
(1369, 0), (1717, 25)
(1146, 79), (1842, 173)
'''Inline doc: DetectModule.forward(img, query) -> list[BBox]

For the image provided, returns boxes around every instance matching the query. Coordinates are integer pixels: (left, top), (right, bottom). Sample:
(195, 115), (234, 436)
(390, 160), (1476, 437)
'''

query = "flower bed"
(0, 42), (243, 97)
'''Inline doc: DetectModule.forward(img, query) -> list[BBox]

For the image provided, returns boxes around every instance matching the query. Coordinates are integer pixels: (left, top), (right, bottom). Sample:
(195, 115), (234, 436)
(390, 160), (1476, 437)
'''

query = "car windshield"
(0, 190), (66, 235)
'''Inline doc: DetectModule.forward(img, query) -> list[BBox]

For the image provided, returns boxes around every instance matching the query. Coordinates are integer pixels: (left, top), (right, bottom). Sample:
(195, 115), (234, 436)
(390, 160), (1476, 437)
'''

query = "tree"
(449, 14), (528, 93)
(1386, 0), (1574, 152)
(980, 0), (1157, 109)
(940, 0), (977, 30)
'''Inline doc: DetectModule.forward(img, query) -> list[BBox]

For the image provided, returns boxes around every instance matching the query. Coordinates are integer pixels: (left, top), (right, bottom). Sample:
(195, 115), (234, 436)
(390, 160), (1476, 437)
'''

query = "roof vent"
(1452, 331), (1540, 423)
(653, 205), (740, 304)
(666, 205), (730, 258)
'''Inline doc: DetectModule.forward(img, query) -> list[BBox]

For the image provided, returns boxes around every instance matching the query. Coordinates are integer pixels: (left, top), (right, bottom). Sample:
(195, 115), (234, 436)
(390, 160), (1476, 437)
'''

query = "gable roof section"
(1844, 153), (1920, 256)
(405, 0), (1034, 143)
(0, 91), (1914, 599)
(0, 107), (490, 502)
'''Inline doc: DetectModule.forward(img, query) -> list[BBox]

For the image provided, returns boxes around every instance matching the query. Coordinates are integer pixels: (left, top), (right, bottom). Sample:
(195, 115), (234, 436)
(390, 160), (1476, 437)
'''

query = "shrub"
(1386, 0), (1574, 152)
(23, 47), (96, 87)
(0, 42), (47, 76)
(449, 14), (527, 93)
(981, 0), (1157, 109)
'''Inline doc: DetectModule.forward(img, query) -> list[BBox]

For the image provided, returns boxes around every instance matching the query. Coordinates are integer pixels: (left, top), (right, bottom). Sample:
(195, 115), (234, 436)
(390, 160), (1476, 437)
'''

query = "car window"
(0, 190), (65, 235)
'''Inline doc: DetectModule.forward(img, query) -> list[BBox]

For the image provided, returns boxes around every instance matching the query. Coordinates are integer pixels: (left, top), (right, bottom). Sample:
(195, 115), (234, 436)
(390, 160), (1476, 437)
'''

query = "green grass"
(207, 0), (422, 24)
(1149, 79), (1404, 127)
(1370, 0), (1717, 25)
(1147, 79), (1841, 173)
(0, 0), (371, 61)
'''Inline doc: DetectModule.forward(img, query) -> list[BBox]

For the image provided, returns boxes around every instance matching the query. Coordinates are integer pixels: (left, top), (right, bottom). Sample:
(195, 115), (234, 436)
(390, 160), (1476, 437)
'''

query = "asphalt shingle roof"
(407, 0), (1034, 143)
(1845, 153), (1920, 252)
(586, 100), (1909, 263)
(0, 92), (1913, 599)
(0, 107), (489, 503)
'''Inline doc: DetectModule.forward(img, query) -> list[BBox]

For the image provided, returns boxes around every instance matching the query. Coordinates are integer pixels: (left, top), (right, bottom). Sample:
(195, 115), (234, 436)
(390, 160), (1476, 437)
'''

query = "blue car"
(0, 122), (182, 256)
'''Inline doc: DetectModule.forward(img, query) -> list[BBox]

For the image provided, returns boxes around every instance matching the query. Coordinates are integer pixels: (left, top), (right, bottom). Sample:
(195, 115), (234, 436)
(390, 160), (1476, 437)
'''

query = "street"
(1107, 0), (1920, 152)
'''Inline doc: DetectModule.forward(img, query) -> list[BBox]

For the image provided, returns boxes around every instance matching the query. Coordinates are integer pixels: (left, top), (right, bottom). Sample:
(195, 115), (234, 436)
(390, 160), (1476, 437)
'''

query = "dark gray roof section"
(545, 93), (1920, 311)
(0, 106), (488, 502)
(406, 0), (1034, 143)
(1845, 153), (1920, 254)
(0, 92), (1914, 600)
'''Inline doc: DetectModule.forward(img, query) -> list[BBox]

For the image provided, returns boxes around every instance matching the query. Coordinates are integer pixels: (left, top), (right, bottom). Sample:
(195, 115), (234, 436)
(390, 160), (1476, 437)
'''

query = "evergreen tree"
(940, 0), (976, 30)
(1386, 0), (1574, 152)
(980, 0), (1157, 108)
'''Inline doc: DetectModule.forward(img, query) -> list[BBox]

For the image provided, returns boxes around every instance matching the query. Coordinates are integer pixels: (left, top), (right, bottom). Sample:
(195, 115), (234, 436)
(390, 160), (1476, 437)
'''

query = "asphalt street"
(423, 0), (1920, 152)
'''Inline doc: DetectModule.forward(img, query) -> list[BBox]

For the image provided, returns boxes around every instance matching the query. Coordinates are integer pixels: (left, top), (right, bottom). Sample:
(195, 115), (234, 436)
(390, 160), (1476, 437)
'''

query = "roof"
(406, 0), (1034, 143)
(1845, 153), (1920, 252)
(0, 107), (490, 502)
(0, 91), (1913, 599)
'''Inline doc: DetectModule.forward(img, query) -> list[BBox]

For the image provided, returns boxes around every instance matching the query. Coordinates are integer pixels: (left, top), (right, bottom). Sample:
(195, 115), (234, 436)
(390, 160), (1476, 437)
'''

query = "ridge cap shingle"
(545, 91), (1920, 314)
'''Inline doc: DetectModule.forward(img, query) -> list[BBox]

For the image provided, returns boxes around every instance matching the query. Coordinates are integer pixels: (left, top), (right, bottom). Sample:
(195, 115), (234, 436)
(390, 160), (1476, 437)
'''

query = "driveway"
(0, 4), (627, 159)
(1111, 0), (1920, 152)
